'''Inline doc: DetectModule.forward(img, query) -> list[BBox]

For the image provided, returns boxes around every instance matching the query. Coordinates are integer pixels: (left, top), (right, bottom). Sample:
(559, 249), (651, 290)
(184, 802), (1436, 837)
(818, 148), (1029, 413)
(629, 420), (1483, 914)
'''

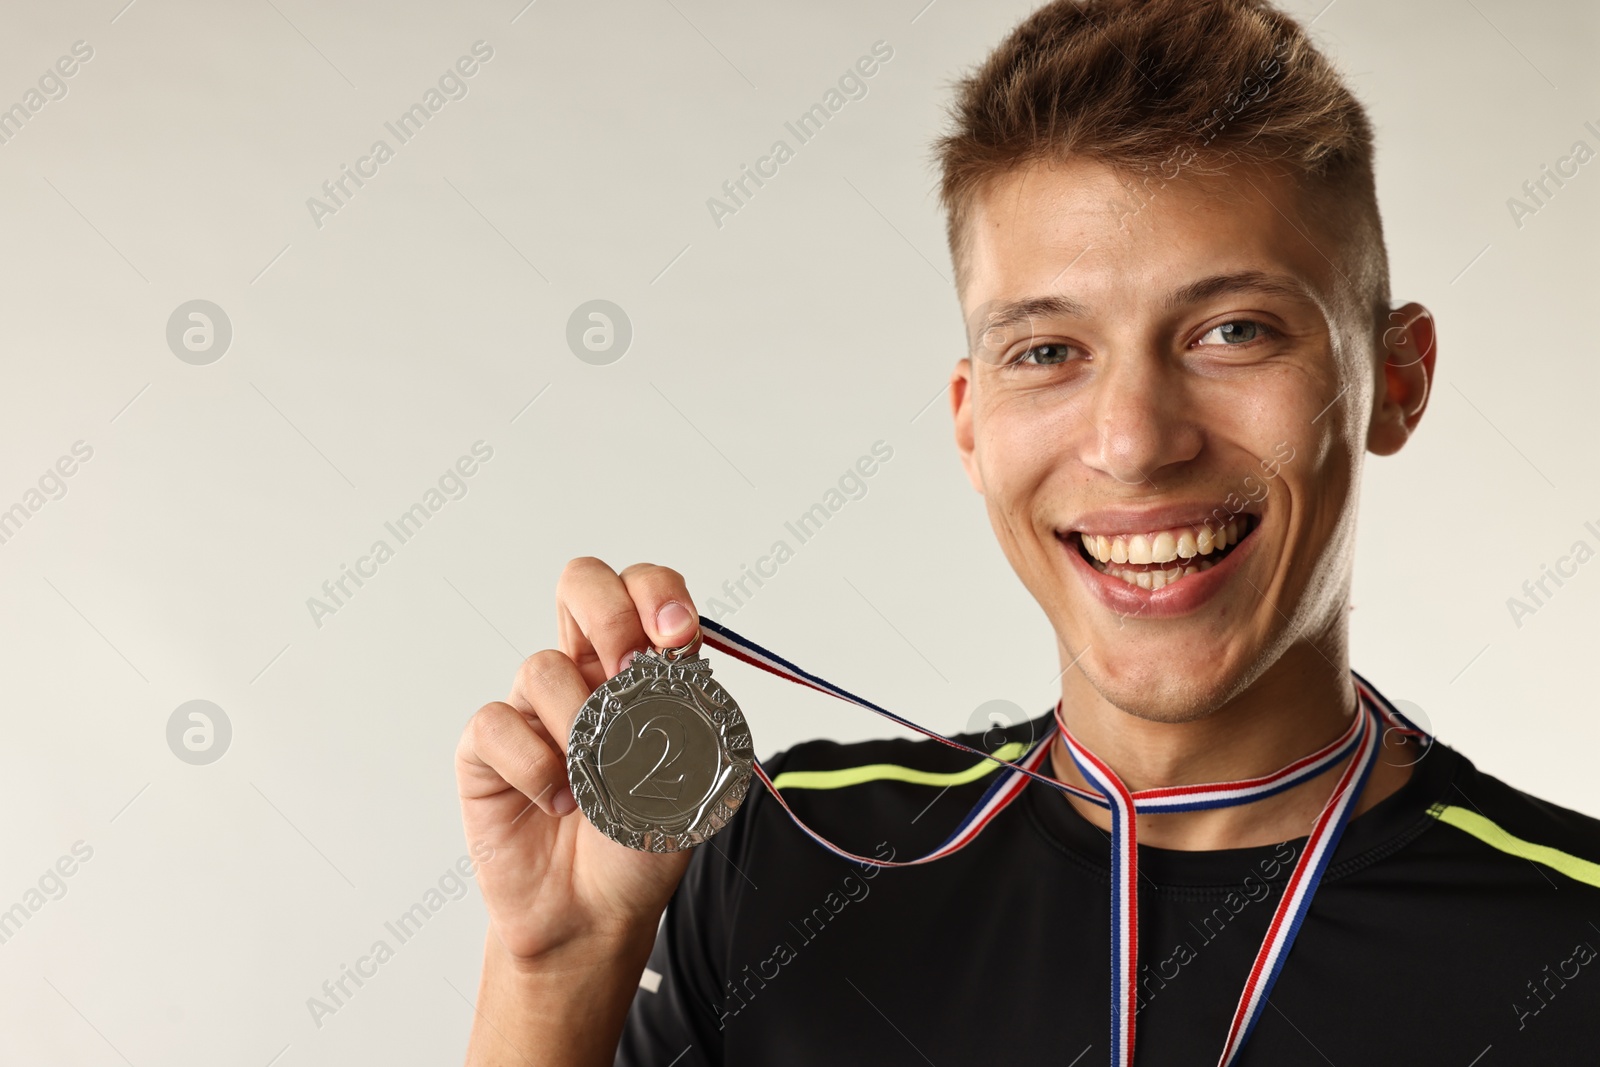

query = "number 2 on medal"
(629, 714), (686, 801)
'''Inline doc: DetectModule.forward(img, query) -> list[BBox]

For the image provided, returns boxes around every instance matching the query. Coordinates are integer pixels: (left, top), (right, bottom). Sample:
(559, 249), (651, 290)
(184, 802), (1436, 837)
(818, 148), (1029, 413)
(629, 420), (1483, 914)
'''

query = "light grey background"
(0, 0), (1595, 1063)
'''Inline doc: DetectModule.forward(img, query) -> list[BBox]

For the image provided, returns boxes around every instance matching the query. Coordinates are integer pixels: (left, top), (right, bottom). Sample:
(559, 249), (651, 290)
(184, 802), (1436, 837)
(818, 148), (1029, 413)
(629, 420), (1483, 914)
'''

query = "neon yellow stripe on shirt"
(1427, 802), (1600, 889)
(770, 741), (1028, 791)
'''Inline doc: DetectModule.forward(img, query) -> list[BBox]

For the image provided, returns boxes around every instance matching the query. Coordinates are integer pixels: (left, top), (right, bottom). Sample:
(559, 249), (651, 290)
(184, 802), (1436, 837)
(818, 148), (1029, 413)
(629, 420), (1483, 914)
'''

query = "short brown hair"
(934, 0), (1389, 312)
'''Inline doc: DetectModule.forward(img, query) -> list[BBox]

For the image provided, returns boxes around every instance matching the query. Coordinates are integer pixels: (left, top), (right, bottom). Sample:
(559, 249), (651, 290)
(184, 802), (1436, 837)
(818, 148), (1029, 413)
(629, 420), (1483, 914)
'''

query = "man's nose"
(1079, 350), (1203, 485)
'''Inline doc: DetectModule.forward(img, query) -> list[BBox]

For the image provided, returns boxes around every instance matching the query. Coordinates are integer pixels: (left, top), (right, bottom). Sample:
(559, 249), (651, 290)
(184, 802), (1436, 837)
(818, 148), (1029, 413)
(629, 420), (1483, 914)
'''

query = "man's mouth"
(1063, 514), (1258, 591)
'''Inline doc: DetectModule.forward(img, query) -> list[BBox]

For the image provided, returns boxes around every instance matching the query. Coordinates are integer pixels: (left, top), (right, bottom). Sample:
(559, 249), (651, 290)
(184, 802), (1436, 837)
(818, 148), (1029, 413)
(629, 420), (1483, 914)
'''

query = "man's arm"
(455, 558), (704, 1065)
(466, 926), (658, 1066)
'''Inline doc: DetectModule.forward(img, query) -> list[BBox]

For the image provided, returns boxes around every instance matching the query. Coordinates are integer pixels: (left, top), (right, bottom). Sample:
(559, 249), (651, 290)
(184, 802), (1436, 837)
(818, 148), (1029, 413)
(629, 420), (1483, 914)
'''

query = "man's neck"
(1047, 638), (1416, 851)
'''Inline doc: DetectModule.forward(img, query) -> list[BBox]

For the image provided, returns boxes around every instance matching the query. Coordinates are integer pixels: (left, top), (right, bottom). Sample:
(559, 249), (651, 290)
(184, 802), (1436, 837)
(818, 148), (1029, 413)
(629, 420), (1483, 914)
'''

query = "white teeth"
(1147, 566), (1186, 591)
(1080, 516), (1252, 565)
(1076, 515), (1253, 590)
(1093, 557), (1218, 586)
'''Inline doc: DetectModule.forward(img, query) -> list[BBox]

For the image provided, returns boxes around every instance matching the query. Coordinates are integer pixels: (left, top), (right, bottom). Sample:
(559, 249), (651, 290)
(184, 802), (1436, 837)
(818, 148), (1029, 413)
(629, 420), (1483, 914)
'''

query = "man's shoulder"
(733, 707), (1054, 862)
(1419, 745), (1600, 894)
(762, 705), (1052, 796)
(767, 707), (1048, 779)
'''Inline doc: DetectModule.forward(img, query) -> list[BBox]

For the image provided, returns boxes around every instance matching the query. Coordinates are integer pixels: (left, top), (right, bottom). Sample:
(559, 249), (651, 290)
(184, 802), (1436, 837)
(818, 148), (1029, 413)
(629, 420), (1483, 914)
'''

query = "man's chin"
(1067, 640), (1259, 724)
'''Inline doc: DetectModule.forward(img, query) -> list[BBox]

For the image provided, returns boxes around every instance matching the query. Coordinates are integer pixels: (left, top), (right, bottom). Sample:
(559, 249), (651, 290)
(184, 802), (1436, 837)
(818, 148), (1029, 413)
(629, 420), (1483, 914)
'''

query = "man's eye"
(1197, 320), (1271, 345)
(1012, 343), (1077, 366)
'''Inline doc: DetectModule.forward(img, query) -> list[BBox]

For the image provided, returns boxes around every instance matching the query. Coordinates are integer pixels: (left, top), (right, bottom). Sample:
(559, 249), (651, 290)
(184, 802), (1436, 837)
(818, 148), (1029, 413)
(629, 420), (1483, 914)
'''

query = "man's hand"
(456, 558), (702, 1065)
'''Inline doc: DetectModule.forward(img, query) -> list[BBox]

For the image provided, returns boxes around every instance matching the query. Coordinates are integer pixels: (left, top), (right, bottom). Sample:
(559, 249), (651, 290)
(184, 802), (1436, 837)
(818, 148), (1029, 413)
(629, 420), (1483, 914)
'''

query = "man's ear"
(1368, 301), (1436, 457)
(950, 358), (984, 494)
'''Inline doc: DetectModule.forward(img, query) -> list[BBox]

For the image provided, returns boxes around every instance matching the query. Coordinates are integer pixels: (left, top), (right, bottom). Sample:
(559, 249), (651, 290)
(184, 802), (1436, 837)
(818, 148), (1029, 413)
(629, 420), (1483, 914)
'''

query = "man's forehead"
(960, 158), (1340, 314)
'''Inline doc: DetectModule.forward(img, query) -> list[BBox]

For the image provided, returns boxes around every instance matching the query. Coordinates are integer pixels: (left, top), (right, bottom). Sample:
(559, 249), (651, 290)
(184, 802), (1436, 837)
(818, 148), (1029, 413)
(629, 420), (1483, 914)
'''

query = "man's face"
(951, 159), (1420, 722)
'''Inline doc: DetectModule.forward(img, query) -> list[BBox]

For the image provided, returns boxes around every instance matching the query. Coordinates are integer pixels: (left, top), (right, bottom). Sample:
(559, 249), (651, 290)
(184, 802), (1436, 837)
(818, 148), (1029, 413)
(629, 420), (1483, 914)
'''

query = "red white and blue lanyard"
(695, 616), (1431, 1067)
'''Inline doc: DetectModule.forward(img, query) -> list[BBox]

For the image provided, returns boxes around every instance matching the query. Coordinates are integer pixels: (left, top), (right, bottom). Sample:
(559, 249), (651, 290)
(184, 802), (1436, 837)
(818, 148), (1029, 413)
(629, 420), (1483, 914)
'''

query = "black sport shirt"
(616, 694), (1600, 1065)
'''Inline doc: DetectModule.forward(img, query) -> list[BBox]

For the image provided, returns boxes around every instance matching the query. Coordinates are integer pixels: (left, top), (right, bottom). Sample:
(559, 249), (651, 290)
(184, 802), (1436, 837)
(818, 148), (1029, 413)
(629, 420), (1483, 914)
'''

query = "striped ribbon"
(695, 616), (1430, 1066)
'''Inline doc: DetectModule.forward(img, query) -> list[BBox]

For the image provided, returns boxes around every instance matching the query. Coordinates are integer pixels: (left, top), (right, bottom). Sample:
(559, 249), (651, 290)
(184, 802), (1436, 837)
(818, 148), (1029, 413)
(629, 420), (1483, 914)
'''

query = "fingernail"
(657, 601), (692, 637)
(551, 787), (576, 815)
(619, 649), (638, 671)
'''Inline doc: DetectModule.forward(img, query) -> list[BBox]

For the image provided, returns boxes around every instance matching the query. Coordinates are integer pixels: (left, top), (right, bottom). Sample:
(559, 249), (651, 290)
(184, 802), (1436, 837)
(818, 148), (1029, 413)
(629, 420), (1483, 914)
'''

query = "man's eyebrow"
(971, 294), (1088, 347)
(971, 270), (1316, 349)
(1160, 270), (1314, 311)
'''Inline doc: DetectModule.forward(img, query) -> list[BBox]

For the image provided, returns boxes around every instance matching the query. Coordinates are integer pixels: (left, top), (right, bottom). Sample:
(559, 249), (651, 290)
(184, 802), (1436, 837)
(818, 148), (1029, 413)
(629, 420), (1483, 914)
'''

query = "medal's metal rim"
(565, 648), (753, 853)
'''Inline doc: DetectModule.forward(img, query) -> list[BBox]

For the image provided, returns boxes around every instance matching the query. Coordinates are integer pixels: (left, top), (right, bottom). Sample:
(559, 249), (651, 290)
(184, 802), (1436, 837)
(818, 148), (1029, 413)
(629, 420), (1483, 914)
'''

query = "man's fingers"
(459, 701), (577, 818)
(556, 558), (700, 687)
(556, 556), (649, 686)
(618, 562), (700, 651)
(506, 649), (593, 751)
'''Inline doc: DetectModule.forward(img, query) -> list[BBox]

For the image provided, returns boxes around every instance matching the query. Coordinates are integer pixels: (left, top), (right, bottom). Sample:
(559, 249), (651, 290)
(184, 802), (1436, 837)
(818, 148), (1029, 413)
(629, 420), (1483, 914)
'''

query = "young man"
(455, 1), (1600, 1063)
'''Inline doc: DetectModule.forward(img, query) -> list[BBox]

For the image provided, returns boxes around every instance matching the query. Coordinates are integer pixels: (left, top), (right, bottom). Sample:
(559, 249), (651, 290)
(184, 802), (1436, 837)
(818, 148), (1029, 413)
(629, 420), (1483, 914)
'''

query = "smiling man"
(454, 1), (1600, 1065)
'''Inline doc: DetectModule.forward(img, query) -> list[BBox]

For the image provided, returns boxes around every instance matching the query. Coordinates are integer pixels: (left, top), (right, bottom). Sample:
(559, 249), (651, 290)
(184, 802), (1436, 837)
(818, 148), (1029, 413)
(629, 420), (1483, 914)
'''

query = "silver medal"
(566, 631), (754, 852)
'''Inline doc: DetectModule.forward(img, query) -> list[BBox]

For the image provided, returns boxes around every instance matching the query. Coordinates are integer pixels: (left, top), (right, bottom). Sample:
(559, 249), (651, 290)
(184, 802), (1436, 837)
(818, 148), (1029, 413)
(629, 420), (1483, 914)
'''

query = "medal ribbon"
(694, 616), (1430, 1066)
